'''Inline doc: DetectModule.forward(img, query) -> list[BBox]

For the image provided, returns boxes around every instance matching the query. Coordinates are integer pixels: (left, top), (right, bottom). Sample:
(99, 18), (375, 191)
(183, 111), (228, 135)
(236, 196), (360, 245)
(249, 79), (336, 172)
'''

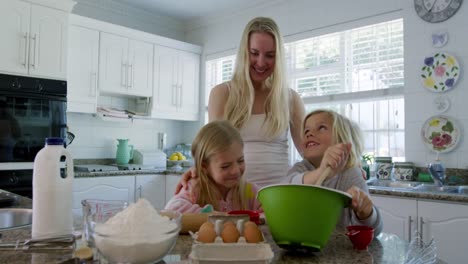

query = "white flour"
(94, 199), (179, 263)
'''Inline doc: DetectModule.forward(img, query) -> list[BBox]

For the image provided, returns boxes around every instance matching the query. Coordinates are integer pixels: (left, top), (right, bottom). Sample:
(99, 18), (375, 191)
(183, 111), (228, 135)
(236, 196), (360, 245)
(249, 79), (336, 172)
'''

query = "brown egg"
(243, 225), (263, 243)
(199, 221), (214, 231)
(243, 221), (257, 229)
(221, 224), (240, 243)
(197, 224), (217, 243)
(223, 221), (235, 227)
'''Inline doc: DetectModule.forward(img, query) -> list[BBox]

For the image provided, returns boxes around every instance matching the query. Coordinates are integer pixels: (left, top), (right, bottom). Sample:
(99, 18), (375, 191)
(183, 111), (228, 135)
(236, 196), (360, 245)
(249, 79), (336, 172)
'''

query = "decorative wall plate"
(433, 95), (450, 113)
(421, 53), (460, 92)
(431, 31), (448, 48)
(421, 115), (460, 153)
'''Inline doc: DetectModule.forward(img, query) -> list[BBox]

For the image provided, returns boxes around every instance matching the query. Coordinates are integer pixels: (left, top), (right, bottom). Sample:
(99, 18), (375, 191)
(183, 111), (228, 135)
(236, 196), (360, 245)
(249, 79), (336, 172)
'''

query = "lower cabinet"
(72, 174), (182, 218)
(418, 200), (468, 264)
(373, 194), (468, 264)
(135, 174), (166, 210)
(72, 176), (135, 217)
(372, 195), (417, 242)
(165, 174), (182, 206)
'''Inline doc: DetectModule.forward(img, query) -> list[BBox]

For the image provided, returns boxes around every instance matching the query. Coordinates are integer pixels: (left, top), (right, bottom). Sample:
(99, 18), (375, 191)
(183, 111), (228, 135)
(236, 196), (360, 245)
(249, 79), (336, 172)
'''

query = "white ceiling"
(113, 0), (269, 22)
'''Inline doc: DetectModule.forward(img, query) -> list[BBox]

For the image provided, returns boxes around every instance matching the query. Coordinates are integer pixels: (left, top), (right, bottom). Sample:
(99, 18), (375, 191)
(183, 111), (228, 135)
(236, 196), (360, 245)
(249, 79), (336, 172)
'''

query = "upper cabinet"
(0, 0), (70, 80)
(66, 15), (201, 120)
(152, 45), (200, 121)
(99, 33), (153, 97)
(67, 25), (99, 113)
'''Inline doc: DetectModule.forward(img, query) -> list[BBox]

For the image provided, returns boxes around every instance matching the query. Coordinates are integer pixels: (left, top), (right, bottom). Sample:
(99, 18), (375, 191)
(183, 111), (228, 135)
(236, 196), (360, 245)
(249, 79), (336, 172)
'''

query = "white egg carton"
(189, 216), (273, 263)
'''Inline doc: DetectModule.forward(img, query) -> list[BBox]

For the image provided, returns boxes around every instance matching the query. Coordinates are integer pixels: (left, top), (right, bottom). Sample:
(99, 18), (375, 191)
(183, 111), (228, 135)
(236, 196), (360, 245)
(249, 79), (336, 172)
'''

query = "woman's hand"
(174, 167), (198, 194)
(347, 186), (373, 220)
(320, 143), (351, 177)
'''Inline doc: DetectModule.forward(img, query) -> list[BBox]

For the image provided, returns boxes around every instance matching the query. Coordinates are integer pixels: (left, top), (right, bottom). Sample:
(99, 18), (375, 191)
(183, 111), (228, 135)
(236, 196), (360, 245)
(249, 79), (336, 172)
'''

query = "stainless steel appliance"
(0, 73), (67, 197)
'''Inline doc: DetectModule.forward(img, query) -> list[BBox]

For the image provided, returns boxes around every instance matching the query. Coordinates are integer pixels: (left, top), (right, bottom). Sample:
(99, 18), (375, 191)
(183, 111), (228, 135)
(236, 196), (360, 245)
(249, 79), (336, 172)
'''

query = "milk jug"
(32, 137), (74, 238)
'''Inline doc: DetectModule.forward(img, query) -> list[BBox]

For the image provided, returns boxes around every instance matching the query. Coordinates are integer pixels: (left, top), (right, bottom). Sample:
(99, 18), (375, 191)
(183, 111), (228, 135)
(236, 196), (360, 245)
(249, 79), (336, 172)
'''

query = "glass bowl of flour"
(88, 199), (181, 264)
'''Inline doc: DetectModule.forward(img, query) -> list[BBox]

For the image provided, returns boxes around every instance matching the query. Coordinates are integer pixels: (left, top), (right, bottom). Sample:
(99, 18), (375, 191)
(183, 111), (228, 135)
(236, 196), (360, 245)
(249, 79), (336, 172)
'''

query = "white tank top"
(240, 114), (290, 188)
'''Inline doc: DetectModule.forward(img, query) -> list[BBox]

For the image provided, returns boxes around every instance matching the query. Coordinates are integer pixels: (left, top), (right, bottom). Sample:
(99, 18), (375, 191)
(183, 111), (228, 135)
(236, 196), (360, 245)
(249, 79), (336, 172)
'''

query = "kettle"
(116, 139), (133, 165)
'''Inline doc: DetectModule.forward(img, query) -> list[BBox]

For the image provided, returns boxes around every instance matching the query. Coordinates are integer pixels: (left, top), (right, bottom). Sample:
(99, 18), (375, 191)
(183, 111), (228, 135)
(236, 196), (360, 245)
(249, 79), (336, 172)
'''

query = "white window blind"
(204, 18), (405, 161)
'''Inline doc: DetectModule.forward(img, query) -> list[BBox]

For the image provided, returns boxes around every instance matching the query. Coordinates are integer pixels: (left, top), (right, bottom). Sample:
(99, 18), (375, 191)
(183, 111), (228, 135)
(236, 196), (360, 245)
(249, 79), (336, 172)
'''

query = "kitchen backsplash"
(66, 113), (198, 159)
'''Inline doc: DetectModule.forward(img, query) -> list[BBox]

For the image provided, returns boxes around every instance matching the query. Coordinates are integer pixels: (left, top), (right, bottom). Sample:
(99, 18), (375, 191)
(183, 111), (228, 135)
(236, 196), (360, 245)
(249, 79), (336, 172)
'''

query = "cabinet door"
(152, 45), (179, 117)
(0, 0), (30, 75)
(372, 195), (417, 241)
(29, 4), (68, 79)
(128, 39), (153, 97)
(99, 32), (129, 95)
(72, 176), (135, 217)
(418, 200), (468, 264)
(165, 174), (182, 205)
(178, 51), (200, 121)
(67, 26), (99, 113)
(135, 175), (166, 210)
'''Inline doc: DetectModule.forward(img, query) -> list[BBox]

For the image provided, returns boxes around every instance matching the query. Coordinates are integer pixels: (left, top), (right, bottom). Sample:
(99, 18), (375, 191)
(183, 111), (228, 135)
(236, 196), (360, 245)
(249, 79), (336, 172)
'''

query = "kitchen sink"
(366, 179), (420, 189)
(412, 184), (468, 194)
(0, 208), (32, 230)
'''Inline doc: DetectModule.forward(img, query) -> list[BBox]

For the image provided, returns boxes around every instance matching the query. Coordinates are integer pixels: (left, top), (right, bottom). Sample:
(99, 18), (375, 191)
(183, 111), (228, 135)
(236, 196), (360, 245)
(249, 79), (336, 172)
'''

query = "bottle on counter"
(32, 137), (74, 238)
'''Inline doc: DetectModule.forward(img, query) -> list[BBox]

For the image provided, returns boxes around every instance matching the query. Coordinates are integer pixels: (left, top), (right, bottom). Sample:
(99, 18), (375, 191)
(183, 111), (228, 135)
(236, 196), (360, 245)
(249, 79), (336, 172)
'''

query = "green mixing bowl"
(258, 184), (351, 251)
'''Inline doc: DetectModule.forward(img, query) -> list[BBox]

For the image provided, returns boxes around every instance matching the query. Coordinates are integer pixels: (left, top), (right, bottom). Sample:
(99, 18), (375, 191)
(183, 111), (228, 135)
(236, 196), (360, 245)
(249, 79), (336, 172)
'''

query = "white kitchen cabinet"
(372, 195), (417, 242)
(67, 26), (99, 113)
(72, 176), (135, 217)
(165, 174), (182, 205)
(0, 0), (68, 79)
(135, 175), (166, 210)
(152, 45), (200, 121)
(418, 200), (468, 264)
(99, 32), (153, 97)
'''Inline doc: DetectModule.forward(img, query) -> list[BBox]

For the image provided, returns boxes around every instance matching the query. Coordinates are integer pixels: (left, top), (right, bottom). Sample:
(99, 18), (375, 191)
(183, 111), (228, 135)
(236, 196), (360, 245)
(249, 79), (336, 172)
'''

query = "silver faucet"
(428, 161), (445, 187)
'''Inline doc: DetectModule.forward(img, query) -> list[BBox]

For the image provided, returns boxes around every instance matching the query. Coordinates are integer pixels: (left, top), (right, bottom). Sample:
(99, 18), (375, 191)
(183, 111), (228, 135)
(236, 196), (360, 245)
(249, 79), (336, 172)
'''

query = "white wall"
(66, 113), (195, 159)
(72, 0), (186, 41)
(185, 0), (468, 169)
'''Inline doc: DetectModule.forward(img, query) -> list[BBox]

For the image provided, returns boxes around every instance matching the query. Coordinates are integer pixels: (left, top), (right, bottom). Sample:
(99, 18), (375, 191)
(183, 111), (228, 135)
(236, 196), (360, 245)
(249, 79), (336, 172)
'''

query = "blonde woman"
(287, 109), (382, 236)
(165, 121), (261, 213)
(176, 17), (304, 191)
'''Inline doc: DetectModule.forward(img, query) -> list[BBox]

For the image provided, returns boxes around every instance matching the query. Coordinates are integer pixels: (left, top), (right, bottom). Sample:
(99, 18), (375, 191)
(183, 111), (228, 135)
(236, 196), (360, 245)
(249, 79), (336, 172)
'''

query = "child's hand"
(347, 186), (373, 220)
(320, 143), (351, 177)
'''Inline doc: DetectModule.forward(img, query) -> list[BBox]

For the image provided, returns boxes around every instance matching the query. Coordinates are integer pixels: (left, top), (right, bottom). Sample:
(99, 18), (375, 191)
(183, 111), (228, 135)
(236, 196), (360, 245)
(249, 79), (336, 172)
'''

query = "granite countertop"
(0, 191), (445, 263)
(74, 167), (188, 178)
(369, 185), (468, 203)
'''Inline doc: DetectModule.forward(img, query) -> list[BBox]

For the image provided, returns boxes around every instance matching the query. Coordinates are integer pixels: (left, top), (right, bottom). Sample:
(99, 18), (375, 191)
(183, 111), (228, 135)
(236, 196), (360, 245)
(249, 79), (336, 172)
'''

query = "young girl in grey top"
(287, 109), (383, 236)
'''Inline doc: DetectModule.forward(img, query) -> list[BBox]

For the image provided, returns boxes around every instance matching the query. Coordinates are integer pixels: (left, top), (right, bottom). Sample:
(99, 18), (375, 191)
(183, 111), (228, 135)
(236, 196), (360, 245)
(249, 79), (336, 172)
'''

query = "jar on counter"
(391, 162), (415, 181)
(373, 157), (393, 180)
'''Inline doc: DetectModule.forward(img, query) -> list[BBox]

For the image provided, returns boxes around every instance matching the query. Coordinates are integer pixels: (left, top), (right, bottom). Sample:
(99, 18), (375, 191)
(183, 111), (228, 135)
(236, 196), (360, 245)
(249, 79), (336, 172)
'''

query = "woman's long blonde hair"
(225, 17), (289, 139)
(304, 110), (364, 168)
(191, 120), (248, 211)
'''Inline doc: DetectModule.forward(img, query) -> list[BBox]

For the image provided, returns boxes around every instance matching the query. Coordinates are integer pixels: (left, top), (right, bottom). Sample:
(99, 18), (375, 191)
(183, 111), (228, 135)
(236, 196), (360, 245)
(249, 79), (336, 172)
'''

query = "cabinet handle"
(172, 85), (177, 106)
(138, 186), (142, 199)
(419, 217), (424, 247)
(178, 85), (182, 108)
(121, 63), (125, 87)
(408, 216), (413, 241)
(22, 33), (28, 68)
(30, 34), (37, 68)
(91, 72), (97, 96)
(128, 64), (133, 89)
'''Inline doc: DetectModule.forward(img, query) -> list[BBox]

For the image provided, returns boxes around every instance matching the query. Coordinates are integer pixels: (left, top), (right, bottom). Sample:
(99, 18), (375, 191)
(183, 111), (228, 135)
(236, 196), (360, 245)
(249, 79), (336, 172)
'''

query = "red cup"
(228, 210), (261, 225)
(346, 225), (374, 250)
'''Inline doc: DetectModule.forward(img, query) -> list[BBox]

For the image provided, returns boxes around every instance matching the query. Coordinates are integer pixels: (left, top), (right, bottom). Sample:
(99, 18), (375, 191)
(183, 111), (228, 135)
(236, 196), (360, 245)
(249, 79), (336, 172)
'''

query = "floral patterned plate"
(421, 115), (460, 153)
(421, 53), (460, 93)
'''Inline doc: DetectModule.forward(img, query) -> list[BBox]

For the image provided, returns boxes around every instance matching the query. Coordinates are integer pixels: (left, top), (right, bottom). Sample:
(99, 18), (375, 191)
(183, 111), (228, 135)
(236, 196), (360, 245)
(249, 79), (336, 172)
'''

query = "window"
(204, 18), (404, 162)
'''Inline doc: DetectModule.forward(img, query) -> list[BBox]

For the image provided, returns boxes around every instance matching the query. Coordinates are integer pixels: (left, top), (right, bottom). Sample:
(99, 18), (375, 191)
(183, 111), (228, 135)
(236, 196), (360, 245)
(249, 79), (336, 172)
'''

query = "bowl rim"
(257, 184), (352, 199)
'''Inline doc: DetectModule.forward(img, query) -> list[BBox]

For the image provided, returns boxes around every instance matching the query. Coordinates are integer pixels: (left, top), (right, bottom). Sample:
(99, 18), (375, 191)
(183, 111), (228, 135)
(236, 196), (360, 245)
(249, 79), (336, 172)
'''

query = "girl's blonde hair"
(304, 110), (364, 168)
(191, 120), (248, 211)
(225, 17), (289, 139)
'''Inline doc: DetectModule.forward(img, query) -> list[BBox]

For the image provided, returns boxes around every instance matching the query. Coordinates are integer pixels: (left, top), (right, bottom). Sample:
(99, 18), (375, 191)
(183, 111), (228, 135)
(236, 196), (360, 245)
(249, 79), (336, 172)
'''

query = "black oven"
(0, 73), (67, 198)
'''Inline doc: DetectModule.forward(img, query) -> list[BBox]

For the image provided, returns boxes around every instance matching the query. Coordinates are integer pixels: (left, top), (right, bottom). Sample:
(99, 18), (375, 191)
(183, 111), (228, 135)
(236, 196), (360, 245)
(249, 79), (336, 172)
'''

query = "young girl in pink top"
(165, 120), (262, 213)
